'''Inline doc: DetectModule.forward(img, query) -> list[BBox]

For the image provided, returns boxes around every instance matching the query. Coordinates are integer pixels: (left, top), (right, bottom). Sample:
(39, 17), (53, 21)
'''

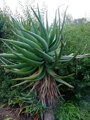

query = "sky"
(0, 0), (90, 22)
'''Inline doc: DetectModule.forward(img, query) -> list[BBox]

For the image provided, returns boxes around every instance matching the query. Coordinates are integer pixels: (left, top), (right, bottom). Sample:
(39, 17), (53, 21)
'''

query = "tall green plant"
(0, 8), (89, 120)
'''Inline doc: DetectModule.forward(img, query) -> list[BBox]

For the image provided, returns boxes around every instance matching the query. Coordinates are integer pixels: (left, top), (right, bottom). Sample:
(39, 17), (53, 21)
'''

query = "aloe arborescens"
(0, 8), (80, 120)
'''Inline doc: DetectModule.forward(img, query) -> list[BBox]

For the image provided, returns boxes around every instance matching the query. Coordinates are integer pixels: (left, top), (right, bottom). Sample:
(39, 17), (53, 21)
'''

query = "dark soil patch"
(0, 103), (31, 120)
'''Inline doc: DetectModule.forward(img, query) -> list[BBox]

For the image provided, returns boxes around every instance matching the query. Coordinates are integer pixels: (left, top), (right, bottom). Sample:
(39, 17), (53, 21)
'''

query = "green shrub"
(58, 57), (90, 102)
(63, 22), (90, 54)
(55, 102), (90, 120)
(0, 68), (22, 102)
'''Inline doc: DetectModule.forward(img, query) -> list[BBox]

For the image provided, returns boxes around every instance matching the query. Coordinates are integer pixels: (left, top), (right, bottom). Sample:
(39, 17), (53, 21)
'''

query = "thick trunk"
(35, 74), (59, 120)
(42, 110), (55, 120)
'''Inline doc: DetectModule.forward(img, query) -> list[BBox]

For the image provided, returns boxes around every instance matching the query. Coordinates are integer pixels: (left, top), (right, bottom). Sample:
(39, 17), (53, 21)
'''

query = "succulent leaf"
(0, 7), (75, 88)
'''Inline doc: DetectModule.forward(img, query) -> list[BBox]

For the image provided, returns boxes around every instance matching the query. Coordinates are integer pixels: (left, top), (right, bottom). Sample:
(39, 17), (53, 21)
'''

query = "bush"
(59, 57), (90, 101)
(55, 102), (90, 120)
(63, 22), (90, 54)
(0, 67), (22, 102)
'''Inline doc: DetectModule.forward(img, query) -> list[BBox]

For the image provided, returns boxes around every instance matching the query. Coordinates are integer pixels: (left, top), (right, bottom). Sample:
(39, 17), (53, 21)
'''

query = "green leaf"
(21, 29), (48, 51)
(55, 78), (74, 88)
(34, 48), (53, 63)
(31, 7), (49, 43)
(13, 66), (43, 81)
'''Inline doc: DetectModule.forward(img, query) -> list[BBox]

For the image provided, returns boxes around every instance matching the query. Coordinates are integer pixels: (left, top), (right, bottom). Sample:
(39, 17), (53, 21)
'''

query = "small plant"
(8, 93), (43, 116)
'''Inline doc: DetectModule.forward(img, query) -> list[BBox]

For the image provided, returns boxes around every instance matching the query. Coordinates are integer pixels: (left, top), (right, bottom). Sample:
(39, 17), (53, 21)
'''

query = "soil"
(0, 103), (31, 120)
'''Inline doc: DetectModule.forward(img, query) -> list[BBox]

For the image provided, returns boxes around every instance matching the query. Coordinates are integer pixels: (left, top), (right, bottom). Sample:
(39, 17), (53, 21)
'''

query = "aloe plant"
(0, 8), (89, 120)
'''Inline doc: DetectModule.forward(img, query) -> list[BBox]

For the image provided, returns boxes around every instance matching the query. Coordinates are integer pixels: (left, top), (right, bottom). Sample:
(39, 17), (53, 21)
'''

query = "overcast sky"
(0, 0), (90, 22)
